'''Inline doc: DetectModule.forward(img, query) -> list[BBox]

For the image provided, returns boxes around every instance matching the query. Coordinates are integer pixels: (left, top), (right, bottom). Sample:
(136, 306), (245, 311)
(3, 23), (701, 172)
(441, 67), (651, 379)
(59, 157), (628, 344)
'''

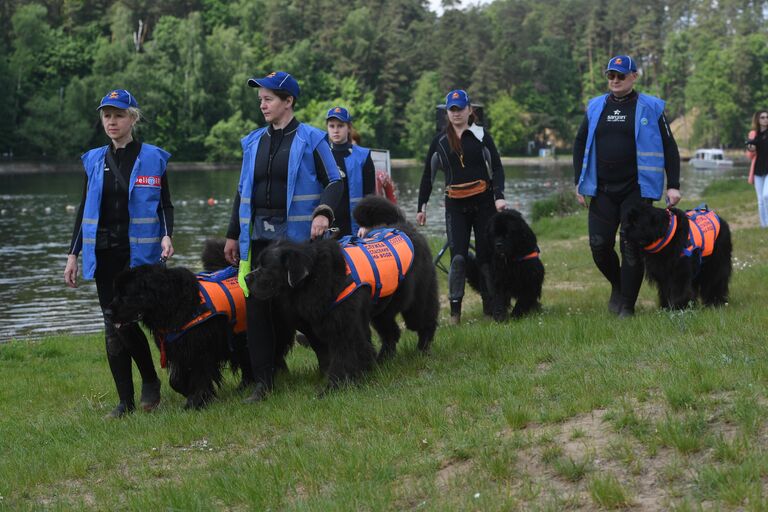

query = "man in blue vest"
(224, 71), (342, 402)
(573, 55), (681, 317)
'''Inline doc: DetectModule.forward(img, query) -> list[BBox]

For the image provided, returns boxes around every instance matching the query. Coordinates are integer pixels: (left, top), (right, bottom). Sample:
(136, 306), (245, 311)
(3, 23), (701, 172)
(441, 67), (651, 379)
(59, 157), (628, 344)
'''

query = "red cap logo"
(615, 58), (623, 65)
(109, 91), (119, 98)
(452, 92), (460, 98)
(335, 107), (341, 112)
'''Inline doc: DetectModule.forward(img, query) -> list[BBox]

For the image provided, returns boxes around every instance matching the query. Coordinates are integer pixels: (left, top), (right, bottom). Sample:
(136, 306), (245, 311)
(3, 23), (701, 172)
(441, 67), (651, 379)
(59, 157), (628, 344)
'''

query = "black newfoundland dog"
(244, 195), (439, 392)
(623, 202), (732, 309)
(109, 240), (253, 409)
(467, 209), (545, 321)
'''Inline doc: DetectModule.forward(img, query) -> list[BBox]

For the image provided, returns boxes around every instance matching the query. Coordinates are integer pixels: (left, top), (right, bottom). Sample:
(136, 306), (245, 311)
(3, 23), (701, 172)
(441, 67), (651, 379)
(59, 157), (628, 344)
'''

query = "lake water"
(0, 162), (747, 341)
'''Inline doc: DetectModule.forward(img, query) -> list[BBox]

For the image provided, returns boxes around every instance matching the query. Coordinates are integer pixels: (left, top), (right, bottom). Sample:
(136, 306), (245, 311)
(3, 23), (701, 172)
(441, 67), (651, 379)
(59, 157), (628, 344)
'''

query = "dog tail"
(353, 195), (406, 228)
(201, 239), (230, 272)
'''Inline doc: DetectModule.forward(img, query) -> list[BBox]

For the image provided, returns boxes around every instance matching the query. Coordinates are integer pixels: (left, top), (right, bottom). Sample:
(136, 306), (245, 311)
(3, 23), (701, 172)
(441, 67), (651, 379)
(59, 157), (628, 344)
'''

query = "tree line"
(1, 0), (766, 162)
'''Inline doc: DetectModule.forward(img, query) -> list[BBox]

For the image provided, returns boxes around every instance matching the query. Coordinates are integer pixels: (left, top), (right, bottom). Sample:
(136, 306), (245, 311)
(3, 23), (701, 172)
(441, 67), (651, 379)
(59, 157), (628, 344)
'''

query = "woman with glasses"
(746, 110), (768, 227)
(417, 89), (506, 324)
(573, 55), (681, 317)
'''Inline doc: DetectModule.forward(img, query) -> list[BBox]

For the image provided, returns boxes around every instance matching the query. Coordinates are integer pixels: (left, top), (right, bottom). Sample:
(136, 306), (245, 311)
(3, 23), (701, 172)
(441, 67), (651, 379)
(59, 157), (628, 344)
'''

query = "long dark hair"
(751, 110), (768, 132)
(445, 108), (475, 154)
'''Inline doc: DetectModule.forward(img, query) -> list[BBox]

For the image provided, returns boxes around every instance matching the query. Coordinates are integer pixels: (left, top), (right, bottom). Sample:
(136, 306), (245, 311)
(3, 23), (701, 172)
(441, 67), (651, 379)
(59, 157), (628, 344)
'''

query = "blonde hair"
(99, 106), (143, 133)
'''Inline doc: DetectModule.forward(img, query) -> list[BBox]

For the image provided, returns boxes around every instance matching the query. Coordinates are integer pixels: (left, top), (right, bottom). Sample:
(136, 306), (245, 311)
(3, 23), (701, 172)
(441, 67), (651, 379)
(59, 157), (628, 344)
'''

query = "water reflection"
(0, 162), (747, 340)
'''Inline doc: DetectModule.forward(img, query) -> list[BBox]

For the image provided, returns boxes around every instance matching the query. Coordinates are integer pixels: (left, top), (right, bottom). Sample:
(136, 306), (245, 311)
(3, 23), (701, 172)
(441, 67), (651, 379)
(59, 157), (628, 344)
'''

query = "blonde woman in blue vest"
(64, 89), (173, 418)
(573, 56), (681, 317)
(325, 106), (376, 236)
(223, 72), (342, 403)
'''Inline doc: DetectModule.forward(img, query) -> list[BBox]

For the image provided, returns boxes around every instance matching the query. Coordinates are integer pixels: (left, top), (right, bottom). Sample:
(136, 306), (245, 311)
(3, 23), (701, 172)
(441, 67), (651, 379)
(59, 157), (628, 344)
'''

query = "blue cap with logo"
(247, 71), (300, 98)
(445, 89), (470, 109)
(606, 55), (637, 74)
(97, 89), (138, 110)
(326, 106), (351, 123)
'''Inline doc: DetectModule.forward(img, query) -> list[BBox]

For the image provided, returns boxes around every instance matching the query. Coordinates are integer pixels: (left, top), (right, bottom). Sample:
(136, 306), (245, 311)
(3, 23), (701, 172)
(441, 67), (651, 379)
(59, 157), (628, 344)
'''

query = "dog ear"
(284, 250), (312, 288)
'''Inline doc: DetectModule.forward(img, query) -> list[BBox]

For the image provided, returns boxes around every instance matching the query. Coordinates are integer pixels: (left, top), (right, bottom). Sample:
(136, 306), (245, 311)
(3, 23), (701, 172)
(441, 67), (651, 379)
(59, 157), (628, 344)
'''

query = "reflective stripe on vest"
(236, 124), (341, 295)
(578, 93), (666, 200)
(236, 124), (341, 262)
(334, 228), (414, 306)
(80, 143), (171, 279)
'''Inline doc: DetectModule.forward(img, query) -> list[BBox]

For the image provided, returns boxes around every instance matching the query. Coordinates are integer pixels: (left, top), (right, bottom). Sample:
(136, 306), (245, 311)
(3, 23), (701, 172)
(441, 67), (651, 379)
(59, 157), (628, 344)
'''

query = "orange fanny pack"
(445, 179), (488, 199)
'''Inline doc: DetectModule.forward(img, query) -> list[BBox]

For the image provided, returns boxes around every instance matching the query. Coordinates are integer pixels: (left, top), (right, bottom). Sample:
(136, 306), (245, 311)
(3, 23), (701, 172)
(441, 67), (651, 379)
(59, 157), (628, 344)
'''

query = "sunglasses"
(606, 72), (627, 81)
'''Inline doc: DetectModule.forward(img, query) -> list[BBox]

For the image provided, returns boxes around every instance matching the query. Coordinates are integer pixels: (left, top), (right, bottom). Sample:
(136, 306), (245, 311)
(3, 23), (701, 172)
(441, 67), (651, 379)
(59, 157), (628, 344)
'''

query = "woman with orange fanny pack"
(416, 89), (506, 324)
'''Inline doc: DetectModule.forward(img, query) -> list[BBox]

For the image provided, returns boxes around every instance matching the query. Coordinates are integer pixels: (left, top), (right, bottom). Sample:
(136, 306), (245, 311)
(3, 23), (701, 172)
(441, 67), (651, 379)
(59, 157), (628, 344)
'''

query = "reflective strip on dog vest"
(334, 228), (414, 306)
(157, 267), (246, 367)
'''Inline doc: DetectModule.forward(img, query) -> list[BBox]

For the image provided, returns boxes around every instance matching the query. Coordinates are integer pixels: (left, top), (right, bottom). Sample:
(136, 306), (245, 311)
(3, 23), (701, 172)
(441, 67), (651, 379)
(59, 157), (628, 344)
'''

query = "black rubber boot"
(104, 401), (135, 419)
(618, 304), (635, 318)
(608, 285), (622, 315)
(242, 381), (271, 404)
(448, 255), (466, 325)
(449, 300), (462, 325)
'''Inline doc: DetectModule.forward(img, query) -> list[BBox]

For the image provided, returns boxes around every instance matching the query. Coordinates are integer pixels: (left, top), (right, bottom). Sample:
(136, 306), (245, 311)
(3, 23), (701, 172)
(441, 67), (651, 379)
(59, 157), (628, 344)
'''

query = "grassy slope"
(2, 179), (768, 511)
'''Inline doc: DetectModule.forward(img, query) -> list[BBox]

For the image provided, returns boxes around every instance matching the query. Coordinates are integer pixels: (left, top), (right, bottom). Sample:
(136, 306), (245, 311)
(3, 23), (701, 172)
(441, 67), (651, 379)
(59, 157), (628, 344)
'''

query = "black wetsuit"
(418, 127), (505, 306)
(330, 141), (376, 236)
(226, 118), (343, 389)
(68, 140), (172, 407)
(572, 90), (680, 312)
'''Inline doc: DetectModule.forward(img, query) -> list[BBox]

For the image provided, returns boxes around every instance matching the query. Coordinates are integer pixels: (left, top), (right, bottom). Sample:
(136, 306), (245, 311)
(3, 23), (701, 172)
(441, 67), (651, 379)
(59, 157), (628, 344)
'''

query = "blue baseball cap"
(97, 89), (138, 110)
(445, 89), (470, 109)
(326, 106), (351, 123)
(247, 71), (300, 98)
(606, 55), (637, 74)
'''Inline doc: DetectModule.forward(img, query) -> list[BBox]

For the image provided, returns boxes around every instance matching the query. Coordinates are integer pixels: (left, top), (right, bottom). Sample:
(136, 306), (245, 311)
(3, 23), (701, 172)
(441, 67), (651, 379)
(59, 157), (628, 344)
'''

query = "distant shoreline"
(0, 154), (747, 175)
(0, 156), (569, 175)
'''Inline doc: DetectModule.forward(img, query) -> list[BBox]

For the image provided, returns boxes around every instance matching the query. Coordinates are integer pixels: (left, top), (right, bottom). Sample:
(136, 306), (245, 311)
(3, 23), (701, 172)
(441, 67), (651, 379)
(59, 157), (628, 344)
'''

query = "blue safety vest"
(577, 93), (666, 200)
(236, 123), (340, 260)
(80, 143), (171, 279)
(344, 144), (370, 235)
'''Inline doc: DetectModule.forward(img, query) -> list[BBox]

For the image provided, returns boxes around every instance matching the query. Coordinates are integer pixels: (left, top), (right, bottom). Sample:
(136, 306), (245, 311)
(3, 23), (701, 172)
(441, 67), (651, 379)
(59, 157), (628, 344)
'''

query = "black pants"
(587, 186), (650, 308)
(95, 246), (158, 405)
(445, 192), (495, 264)
(445, 192), (496, 301)
(244, 240), (276, 388)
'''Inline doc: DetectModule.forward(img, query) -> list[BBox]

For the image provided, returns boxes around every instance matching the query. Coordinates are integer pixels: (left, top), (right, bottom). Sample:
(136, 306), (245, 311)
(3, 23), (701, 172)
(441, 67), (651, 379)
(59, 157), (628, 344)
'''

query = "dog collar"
(517, 248), (541, 261)
(643, 210), (677, 253)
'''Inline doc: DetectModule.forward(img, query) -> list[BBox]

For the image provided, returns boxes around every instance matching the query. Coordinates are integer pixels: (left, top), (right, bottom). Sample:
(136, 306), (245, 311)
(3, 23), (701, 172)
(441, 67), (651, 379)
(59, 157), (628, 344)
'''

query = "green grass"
(2, 181), (768, 510)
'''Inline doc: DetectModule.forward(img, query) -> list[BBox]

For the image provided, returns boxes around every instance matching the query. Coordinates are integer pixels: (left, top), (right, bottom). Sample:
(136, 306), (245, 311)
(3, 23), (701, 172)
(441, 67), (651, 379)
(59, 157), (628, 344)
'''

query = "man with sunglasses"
(573, 55), (681, 317)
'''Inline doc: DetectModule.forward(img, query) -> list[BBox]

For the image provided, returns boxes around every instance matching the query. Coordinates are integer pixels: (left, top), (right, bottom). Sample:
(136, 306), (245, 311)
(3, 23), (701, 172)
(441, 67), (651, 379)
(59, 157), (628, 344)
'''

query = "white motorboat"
(690, 148), (734, 169)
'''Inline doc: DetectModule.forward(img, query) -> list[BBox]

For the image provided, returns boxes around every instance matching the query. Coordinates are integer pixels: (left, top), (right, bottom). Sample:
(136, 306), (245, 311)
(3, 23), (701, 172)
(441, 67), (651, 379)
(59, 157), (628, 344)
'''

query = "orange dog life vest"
(157, 266), (246, 367)
(643, 207), (721, 259)
(334, 228), (414, 306)
(684, 208), (720, 258)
